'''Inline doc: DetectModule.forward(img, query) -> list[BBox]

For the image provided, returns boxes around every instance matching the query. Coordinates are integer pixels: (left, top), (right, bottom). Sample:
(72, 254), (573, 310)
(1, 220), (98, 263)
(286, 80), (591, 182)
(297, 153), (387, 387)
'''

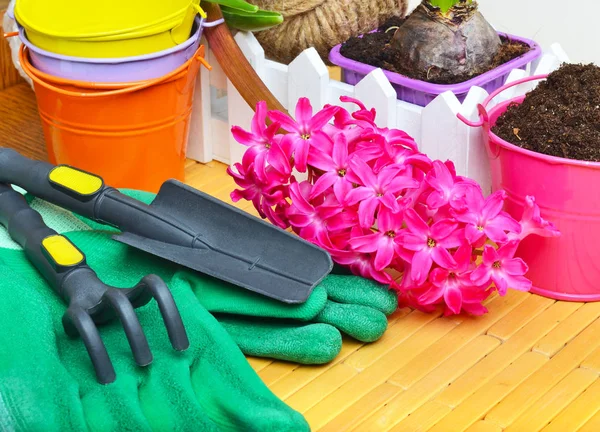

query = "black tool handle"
(0, 183), (99, 302)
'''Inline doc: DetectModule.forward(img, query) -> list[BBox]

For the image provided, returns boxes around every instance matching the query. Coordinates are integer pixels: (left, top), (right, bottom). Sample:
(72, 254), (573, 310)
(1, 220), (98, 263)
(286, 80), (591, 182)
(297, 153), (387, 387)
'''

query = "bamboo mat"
(2, 83), (600, 432)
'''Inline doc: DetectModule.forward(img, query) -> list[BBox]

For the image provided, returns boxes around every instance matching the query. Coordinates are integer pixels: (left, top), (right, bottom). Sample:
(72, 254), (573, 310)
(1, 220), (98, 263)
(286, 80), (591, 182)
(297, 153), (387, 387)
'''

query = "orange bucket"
(20, 45), (210, 192)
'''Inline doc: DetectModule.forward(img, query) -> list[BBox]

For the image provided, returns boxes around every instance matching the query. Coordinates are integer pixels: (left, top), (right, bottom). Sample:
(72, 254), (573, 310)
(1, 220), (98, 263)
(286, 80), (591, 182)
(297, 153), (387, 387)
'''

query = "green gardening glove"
(0, 200), (309, 431)
(72, 189), (399, 365)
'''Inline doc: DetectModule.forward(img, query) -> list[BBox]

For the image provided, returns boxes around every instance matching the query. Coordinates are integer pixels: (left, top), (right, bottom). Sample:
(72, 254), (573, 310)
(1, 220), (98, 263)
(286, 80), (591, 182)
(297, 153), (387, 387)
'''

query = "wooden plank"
(579, 409), (600, 432)
(541, 378), (600, 432)
(247, 356), (273, 372)
(486, 296), (555, 341)
(313, 317), (460, 432)
(466, 421), (503, 432)
(355, 335), (501, 431)
(388, 291), (529, 389)
(506, 368), (598, 432)
(0, 83), (47, 161)
(435, 301), (580, 408)
(485, 318), (600, 428)
(429, 352), (549, 432)
(534, 303), (600, 357)
(581, 345), (600, 374)
(389, 401), (451, 432)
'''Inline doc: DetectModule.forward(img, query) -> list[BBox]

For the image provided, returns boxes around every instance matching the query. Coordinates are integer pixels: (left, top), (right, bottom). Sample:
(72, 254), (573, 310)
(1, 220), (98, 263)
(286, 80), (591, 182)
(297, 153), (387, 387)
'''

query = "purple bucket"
(329, 32), (542, 107)
(18, 17), (223, 83)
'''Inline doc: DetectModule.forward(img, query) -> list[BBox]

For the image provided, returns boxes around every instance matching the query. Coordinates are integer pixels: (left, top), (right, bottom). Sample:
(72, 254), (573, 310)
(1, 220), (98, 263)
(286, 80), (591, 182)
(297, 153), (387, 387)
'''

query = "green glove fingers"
(314, 301), (389, 343)
(319, 274), (399, 315)
(217, 316), (343, 364)
(174, 271), (328, 321)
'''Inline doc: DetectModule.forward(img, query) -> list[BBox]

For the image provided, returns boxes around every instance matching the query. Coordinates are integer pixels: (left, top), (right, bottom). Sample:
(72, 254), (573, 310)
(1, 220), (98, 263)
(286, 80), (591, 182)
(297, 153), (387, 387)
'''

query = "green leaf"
(201, 0), (259, 13)
(220, 6), (283, 32)
(427, 0), (468, 14)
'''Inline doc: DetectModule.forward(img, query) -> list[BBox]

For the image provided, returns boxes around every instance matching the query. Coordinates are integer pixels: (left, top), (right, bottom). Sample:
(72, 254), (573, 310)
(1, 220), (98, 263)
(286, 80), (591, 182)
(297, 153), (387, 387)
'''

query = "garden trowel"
(0, 148), (333, 303)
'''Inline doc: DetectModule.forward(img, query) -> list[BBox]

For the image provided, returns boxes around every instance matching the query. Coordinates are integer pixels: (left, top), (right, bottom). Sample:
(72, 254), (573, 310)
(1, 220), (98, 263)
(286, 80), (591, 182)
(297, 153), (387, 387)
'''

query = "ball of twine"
(248, 0), (421, 64)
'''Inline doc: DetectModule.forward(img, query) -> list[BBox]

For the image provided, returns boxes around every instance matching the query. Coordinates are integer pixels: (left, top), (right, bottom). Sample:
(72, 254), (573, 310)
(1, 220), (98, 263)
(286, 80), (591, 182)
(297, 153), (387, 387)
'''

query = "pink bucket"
(459, 75), (600, 302)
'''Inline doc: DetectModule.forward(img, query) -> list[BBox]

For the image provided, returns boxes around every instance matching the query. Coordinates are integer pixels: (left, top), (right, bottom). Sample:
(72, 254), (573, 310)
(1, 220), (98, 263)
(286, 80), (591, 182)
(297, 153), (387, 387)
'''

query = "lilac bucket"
(329, 32), (542, 107)
(18, 17), (223, 83)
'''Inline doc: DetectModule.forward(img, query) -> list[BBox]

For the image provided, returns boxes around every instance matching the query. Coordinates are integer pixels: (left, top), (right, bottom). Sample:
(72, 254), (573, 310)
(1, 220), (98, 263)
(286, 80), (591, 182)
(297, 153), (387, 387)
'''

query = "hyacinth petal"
(358, 198), (380, 228)
(495, 212), (523, 233)
(377, 208), (398, 233)
(348, 234), (380, 253)
(427, 191), (447, 209)
(454, 244), (473, 272)
(374, 240), (395, 271)
(418, 281), (445, 304)
(231, 125), (263, 148)
(377, 166), (402, 187)
(308, 150), (337, 172)
(444, 286), (463, 315)
(294, 138), (311, 173)
(461, 302), (488, 316)
(503, 258), (529, 276)
(310, 172), (339, 199)
(333, 179), (352, 203)
(482, 190), (507, 221)
(491, 273), (509, 295)
(332, 133), (349, 167)
(346, 187), (374, 206)
(430, 219), (458, 240)
(388, 175), (419, 193)
(310, 105), (340, 130)
(251, 100), (267, 136)
(429, 267), (450, 288)
(484, 224), (509, 244)
(267, 143), (292, 176)
(411, 249), (433, 286)
(289, 182), (314, 214)
(470, 265), (492, 286)
(380, 192), (401, 213)
(404, 208), (430, 235)
(295, 97), (313, 127)
(401, 232), (427, 251)
(268, 110), (301, 133)
(432, 246), (457, 269)
(465, 224), (485, 245)
(482, 245), (499, 266)
(350, 157), (379, 188)
(505, 274), (533, 292)
(498, 239), (520, 260)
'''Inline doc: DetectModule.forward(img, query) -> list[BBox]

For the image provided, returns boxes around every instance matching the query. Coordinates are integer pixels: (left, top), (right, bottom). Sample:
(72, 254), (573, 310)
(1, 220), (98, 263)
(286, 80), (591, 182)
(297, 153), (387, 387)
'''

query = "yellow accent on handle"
(193, 4), (207, 19)
(48, 166), (103, 196)
(42, 235), (84, 267)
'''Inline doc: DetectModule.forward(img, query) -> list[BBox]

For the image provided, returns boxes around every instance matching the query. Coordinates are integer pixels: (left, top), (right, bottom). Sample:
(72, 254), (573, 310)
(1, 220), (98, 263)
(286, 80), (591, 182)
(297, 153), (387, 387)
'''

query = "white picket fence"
(189, 32), (569, 193)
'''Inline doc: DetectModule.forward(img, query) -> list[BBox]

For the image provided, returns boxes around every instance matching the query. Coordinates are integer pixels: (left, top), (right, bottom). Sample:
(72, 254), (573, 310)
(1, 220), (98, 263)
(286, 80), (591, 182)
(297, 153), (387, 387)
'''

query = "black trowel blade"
(115, 180), (333, 304)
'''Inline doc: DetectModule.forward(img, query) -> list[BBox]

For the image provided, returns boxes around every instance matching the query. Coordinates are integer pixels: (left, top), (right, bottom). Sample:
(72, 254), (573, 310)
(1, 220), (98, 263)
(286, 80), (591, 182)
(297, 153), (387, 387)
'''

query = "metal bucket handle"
(456, 74), (549, 158)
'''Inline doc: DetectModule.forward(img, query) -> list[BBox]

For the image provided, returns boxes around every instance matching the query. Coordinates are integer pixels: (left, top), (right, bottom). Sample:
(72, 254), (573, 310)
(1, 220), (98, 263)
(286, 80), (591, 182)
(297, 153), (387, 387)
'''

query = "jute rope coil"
(249, 0), (422, 64)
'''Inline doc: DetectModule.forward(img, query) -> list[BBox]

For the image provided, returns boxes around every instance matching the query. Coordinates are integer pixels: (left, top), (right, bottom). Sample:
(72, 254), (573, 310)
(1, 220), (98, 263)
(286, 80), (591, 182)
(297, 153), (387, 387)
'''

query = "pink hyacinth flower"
(231, 101), (282, 170)
(401, 208), (464, 286)
(330, 249), (393, 285)
(515, 195), (561, 240)
(348, 208), (406, 271)
(308, 132), (358, 202)
(286, 181), (355, 246)
(268, 98), (339, 172)
(420, 245), (480, 315)
(426, 160), (477, 211)
(346, 158), (418, 228)
(470, 240), (532, 296)
(453, 189), (522, 245)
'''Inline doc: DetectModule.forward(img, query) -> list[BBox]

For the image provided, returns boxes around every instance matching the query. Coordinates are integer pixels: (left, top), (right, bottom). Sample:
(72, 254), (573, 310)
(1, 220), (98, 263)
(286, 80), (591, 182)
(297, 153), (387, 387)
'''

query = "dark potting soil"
(493, 63), (600, 162)
(339, 18), (531, 85)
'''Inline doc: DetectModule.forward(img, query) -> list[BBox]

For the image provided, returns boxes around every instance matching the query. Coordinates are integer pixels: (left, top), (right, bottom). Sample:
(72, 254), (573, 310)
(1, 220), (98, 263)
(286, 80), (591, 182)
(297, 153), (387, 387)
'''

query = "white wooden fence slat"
(264, 60), (289, 108)
(458, 86), (491, 194)
(287, 48), (329, 113)
(226, 79), (255, 166)
(420, 91), (462, 164)
(354, 69), (397, 128)
(327, 80), (356, 112)
(550, 43), (570, 63)
(234, 32), (266, 82)
(495, 68), (529, 102)
(395, 100), (423, 144)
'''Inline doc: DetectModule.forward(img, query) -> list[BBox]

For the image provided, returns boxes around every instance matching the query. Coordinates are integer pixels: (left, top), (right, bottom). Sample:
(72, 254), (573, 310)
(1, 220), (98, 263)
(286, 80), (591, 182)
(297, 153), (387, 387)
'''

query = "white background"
(478, 0), (598, 65)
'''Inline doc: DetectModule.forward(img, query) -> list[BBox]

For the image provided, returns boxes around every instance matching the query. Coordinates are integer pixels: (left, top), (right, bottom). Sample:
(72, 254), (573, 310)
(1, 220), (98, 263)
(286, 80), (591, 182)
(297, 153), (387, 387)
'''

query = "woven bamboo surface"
(2, 79), (600, 432)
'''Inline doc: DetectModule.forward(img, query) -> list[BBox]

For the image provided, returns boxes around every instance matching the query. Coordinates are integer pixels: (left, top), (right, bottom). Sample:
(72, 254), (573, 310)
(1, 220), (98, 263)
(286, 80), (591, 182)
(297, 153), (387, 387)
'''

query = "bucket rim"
(488, 95), (600, 169)
(18, 16), (204, 65)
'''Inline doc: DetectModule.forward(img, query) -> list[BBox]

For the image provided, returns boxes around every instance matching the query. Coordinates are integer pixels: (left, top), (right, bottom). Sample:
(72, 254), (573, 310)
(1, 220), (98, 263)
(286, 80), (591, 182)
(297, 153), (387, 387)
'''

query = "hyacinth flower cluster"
(227, 97), (560, 316)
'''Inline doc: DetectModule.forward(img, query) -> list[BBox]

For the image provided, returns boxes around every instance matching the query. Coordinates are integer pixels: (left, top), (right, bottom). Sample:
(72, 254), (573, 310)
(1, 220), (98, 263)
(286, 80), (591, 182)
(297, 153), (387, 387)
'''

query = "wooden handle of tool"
(203, 3), (289, 116)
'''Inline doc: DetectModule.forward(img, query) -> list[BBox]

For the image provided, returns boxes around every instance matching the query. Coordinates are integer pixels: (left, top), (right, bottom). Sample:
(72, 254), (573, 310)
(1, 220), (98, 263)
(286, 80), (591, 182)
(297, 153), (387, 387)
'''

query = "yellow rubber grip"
(49, 166), (103, 196)
(42, 235), (84, 267)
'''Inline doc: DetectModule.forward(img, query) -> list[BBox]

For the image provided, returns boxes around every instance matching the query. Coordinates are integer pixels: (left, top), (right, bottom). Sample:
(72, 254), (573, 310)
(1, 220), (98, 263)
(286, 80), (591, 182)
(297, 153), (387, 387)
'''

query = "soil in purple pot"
(493, 63), (600, 162)
(339, 17), (531, 85)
